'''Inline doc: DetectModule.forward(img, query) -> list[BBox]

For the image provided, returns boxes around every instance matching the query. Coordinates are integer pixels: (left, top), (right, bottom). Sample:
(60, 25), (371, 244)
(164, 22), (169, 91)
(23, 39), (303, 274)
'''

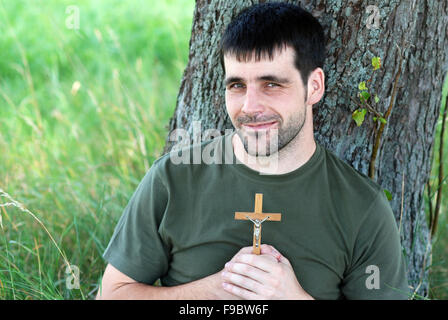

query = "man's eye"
(229, 83), (245, 89)
(266, 82), (279, 88)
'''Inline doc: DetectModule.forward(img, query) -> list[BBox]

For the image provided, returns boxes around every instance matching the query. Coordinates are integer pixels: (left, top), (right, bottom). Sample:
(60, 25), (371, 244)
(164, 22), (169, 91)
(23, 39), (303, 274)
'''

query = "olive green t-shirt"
(102, 131), (410, 300)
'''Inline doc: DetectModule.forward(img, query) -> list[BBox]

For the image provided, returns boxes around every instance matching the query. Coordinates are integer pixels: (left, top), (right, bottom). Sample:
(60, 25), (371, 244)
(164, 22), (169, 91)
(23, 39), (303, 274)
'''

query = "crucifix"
(234, 193), (282, 255)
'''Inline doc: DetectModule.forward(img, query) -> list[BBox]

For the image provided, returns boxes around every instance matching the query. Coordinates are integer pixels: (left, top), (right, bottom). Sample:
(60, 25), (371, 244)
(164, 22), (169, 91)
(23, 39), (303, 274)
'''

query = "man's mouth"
(242, 121), (278, 130)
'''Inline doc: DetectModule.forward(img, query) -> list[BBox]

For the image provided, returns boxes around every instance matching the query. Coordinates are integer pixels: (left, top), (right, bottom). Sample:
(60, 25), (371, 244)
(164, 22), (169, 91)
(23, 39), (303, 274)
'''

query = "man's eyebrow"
(224, 75), (291, 86)
(258, 75), (291, 84)
(224, 77), (243, 86)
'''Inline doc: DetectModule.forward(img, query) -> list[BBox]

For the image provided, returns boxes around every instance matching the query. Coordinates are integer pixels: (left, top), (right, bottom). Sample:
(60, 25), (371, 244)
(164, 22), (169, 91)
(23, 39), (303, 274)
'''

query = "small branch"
(427, 180), (434, 231)
(369, 43), (405, 179)
(428, 173), (448, 199)
(349, 96), (383, 118)
(399, 171), (405, 236)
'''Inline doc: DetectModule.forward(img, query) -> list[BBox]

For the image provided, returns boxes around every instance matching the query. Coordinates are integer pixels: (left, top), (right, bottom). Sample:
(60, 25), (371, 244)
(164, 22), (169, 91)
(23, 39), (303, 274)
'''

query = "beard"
(235, 108), (306, 157)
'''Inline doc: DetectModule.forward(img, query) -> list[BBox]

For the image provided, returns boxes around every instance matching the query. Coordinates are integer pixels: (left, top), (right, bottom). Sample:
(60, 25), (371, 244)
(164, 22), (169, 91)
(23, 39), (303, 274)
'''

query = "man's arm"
(96, 263), (240, 300)
(340, 190), (410, 299)
(96, 245), (287, 300)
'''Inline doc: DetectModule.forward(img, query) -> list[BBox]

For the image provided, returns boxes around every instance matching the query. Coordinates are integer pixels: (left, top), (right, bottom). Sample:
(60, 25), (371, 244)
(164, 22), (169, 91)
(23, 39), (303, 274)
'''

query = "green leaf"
(383, 189), (393, 201)
(359, 91), (371, 103)
(372, 56), (381, 70)
(373, 116), (377, 122)
(379, 117), (387, 124)
(358, 81), (368, 91)
(374, 95), (380, 103)
(352, 108), (367, 126)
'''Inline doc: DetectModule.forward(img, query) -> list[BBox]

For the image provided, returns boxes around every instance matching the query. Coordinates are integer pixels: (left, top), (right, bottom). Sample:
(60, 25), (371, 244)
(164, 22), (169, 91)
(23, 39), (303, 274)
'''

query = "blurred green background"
(0, 0), (446, 299)
(0, 0), (194, 299)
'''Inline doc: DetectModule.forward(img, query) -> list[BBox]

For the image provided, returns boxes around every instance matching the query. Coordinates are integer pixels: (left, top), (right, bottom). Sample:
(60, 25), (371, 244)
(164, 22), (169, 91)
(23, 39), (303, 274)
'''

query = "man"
(97, 2), (410, 300)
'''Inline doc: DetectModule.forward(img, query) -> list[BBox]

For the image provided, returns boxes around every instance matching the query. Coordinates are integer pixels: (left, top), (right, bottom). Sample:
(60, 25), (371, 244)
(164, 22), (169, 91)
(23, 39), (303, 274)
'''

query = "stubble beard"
(236, 108), (307, 157)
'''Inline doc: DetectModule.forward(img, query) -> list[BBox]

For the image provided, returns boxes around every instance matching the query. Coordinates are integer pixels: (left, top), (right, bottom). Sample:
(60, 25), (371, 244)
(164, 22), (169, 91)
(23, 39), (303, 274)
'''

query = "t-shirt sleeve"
(102, 159), (170, 285)
(341, 190), (411, 300)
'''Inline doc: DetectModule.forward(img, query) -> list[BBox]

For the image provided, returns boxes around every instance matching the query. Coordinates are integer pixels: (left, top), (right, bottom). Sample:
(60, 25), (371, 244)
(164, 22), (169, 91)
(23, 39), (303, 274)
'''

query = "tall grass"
(0, 0), (194, 299)
(426, 74), (448, 299)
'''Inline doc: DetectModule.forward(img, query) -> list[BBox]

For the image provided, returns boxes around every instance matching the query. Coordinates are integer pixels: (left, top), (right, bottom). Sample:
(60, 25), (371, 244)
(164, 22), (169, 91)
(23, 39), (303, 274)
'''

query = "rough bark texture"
(163, 0), (448, 298)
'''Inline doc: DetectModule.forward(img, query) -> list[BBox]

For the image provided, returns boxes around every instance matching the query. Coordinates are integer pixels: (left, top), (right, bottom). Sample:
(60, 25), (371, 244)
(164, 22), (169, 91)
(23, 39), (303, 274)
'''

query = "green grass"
(0, 0), (447, 300)
(0, 0), (194, 299)
(426, 73), (448, 300)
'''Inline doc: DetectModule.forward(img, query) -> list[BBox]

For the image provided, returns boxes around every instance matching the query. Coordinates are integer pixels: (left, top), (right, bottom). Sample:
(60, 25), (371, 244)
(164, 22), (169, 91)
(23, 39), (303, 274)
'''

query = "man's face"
(224, 46), (308, 156)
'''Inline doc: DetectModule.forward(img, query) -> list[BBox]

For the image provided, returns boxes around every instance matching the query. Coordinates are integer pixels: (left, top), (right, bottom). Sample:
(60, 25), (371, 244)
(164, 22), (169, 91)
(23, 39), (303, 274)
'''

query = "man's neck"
(232, 131), (316, 175)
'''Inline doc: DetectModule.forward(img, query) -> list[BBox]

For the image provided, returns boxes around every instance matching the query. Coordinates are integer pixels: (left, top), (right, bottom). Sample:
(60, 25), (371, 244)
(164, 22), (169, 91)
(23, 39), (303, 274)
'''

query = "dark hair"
(220, 2), (325, 85)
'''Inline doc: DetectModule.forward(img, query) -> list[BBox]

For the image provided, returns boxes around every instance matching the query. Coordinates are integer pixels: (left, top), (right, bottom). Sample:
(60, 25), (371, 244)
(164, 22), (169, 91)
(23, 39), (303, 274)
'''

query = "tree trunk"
(163, 0), (448, 298)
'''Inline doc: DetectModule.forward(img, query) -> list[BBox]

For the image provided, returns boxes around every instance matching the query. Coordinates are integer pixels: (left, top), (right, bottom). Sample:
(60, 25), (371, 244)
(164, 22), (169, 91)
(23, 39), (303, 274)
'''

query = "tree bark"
(163, 0), (448, 298)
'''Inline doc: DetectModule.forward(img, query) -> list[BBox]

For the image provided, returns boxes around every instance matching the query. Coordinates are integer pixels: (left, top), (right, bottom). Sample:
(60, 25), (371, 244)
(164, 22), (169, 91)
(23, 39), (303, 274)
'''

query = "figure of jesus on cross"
(234, 193), (282, 254)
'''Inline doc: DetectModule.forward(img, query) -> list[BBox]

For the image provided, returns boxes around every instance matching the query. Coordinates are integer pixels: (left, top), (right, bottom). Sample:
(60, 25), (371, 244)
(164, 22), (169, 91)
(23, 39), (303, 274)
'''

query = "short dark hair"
(220, 2), (325, 85)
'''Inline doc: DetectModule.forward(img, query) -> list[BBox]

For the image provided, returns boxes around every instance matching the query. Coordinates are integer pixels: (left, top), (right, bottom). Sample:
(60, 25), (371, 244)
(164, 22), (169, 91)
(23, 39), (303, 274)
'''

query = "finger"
(277, 254), (291, 266)
(239, 246), (254, 254)
(261, 244), (282, 261)
(233, 253), (278, 273)
(221, 271), (262, 296)
(222, 270), (258, 291)
(230, 246), (253, 262)
(259, 244), (277, 255)
(260, 244), (274, 253)
(230, 245), (281, 265)
(236, 245), (279, 259)
(222, 282), (260, 300)
(225, 261), (269, 284)
(266, 246), (291, 266)
(234, 245), (279, 257)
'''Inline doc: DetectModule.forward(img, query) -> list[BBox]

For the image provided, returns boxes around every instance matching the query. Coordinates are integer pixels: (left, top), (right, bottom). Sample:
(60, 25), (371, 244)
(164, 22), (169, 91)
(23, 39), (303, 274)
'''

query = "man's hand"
(221, 244), (314, 300)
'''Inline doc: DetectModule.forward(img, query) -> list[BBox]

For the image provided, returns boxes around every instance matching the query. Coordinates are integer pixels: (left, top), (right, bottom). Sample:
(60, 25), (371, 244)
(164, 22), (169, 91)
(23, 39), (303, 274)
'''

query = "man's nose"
(241, 86), (264, 115)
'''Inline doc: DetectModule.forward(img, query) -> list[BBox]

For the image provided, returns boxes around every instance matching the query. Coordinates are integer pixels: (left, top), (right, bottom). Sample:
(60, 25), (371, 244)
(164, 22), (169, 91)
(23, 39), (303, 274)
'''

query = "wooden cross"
(234, 193), (282, 254)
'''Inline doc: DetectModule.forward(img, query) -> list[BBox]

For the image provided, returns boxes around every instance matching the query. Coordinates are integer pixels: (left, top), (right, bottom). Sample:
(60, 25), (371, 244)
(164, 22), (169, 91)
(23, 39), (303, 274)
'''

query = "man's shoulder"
(317, 144), (397, 241)
(319, 144), (387, 220)
(321, 144), (383, 195)
(148, 133), (228, 176)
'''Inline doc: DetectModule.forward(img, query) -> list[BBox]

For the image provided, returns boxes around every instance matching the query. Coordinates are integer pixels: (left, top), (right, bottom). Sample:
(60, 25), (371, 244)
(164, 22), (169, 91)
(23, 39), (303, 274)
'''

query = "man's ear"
(306, 68), (325, 106)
